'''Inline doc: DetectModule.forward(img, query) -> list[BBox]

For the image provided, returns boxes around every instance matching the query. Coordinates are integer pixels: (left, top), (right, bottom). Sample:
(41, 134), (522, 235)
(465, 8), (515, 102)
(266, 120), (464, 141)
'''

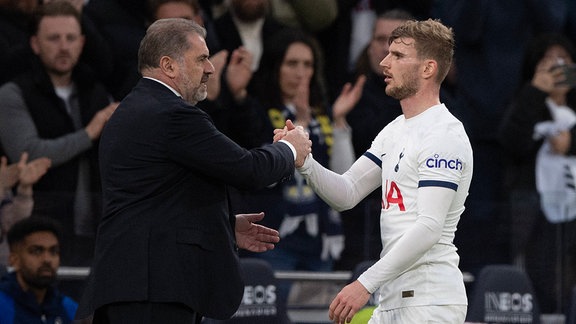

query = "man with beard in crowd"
(0, 217), (79, 324)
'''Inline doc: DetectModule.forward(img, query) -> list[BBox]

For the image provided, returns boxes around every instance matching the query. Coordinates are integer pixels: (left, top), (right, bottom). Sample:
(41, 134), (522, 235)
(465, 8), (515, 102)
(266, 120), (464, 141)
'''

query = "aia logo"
(383, 179), (405, 211)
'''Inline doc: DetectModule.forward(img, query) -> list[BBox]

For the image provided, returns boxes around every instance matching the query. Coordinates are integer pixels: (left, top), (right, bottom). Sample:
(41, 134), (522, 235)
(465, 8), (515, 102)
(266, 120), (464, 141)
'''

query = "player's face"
(380, 37), (421, 100)
(175, 34), (214, 104)
(9, 231), (60, 290)
(30, 16), (85, 77)
(279, 42), (314, 102)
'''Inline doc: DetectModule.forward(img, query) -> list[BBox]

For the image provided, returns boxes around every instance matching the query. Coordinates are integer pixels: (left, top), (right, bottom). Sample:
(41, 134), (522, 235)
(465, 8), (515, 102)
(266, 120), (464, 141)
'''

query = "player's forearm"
(358, 187), (455, 292)
(298, 154), (379, 211)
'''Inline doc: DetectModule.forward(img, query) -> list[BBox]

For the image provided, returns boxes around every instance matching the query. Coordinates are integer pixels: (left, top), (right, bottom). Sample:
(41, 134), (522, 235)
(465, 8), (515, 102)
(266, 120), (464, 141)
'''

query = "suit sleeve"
(164, 107), (294, 190)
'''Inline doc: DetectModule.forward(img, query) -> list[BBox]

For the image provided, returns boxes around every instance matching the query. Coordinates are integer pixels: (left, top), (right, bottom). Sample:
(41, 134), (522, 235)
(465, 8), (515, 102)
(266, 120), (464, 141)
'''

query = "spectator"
(232, 28), (362, 300)
(499, 33), (576, 315)
(83, 0), (148, 100)
(0, 151), (51, 262)
(269, 0), (338, 33)
(0, 217), (78, 324)
(213, 0), (285, 71)
(317, 0), (435, 102)
(433, 0), (568, 275)
(147, 0), (227, 102)
(0, 1), (118, 266)
(0, 0), (114, 87)
(334, 9), (412, 270)
(147, 0), (221, 53)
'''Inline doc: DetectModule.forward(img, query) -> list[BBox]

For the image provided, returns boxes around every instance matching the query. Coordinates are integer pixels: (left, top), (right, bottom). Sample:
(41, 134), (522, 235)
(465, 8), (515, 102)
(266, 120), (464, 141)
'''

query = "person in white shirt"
(276, 18), (473, 323)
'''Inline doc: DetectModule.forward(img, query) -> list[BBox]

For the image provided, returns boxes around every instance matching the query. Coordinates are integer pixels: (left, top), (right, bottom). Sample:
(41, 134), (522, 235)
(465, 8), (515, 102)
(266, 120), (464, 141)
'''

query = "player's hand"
(329, 280), (371, 324)
(273, 119), (298, 142)
(280, 120), (311, 167)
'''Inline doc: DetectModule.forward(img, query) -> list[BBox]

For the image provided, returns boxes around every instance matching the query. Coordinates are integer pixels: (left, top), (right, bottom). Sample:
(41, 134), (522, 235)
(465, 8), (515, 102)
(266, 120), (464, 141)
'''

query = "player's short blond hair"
(389, 19), (454, 83)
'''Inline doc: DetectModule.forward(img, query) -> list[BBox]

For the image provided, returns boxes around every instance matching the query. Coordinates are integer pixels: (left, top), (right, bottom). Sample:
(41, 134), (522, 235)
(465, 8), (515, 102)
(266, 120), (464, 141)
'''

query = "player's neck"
(400, 90), (440, 119)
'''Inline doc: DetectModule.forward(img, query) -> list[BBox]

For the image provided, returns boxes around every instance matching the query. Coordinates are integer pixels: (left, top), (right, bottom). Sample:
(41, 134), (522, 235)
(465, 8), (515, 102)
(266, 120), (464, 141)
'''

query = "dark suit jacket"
(77, 78), (295, 319)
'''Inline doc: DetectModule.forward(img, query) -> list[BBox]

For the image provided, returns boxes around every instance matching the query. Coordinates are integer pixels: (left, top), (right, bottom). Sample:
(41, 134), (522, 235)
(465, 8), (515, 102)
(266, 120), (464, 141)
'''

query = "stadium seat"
(568, 285), (576, 324)
(202, 258), (292, 324)
(466, 264), (541, 324)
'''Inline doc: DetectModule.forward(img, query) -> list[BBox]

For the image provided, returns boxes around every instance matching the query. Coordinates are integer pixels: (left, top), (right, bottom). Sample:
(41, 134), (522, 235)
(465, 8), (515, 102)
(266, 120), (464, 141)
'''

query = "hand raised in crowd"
(532, 57), (571, 94)
(0, 156), (21, 193)
(274, 119), (312, 167)
(235, 212), (280, 252)
(207, 50), (229, 101)
(225, 47), (253, 103)
(331, 75), (366, 128)
(17, 153), (51, 196)
(0, 153), (51, 199)
(293, 79), (312, 128)
(85, 102), (120, 140)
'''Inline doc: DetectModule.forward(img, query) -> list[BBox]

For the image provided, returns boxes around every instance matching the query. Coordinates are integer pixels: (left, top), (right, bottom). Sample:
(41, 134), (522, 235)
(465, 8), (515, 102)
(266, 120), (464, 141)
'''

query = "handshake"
(274, 120), (312, 168)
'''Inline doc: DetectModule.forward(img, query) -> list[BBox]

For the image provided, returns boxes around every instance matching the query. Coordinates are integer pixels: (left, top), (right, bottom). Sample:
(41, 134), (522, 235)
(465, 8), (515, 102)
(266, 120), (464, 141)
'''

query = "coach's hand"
(235, 212), (280, 252)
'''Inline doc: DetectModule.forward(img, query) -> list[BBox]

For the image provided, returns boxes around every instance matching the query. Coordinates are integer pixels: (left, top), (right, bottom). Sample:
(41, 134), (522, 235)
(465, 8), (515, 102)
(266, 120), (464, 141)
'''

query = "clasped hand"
(273, 119), (312, 167)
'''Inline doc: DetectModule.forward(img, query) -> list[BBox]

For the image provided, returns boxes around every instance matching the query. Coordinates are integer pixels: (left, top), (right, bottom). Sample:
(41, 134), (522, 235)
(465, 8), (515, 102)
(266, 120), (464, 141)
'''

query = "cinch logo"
(426, 154), (462, 170)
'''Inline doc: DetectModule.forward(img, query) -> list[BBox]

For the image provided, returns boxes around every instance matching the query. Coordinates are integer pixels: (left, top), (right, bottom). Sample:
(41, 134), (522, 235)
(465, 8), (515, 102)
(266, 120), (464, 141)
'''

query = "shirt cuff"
(278, 139), (297, 161)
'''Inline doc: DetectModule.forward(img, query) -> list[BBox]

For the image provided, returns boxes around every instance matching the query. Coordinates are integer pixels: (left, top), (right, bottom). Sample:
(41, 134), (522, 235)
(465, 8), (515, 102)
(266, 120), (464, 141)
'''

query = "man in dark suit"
(76, 18), (311, 324)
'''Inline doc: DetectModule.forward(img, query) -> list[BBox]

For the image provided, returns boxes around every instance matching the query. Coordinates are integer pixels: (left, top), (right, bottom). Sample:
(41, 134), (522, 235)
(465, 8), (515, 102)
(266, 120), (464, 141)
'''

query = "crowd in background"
(1, 0), (576, 318)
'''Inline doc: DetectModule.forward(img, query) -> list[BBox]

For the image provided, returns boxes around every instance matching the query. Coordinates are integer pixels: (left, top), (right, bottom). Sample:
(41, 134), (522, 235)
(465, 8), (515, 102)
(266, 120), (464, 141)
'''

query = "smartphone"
(555, 64), (576, 87)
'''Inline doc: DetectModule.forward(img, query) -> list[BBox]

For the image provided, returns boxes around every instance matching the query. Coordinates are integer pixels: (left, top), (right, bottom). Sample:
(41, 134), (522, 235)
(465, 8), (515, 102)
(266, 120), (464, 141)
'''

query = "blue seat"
(466, 264), (541, 324)
(202, 258), (292, 324)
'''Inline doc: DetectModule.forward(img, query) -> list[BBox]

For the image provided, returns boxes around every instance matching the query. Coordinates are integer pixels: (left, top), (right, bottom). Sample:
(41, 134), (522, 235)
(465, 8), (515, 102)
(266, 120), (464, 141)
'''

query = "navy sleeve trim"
(363, 152), (382, 168)
(418, 180), (458, 191)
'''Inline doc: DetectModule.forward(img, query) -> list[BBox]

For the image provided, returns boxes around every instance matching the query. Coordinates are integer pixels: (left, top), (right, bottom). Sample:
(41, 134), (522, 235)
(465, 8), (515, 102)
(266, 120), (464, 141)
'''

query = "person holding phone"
(499, 32), (576, 315)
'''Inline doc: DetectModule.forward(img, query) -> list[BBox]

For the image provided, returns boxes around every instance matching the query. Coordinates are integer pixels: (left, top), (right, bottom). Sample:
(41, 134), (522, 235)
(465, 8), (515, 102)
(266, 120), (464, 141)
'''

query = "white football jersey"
(360, 104), (473, 309)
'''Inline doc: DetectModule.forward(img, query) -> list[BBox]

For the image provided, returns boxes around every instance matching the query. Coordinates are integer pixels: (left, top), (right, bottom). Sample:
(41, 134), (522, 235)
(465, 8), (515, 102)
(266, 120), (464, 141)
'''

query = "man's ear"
(8, 251), (19, 270)
(160, 56), (178, 79)
(30, 35), (40, 55)
(422, 60), (437, 79)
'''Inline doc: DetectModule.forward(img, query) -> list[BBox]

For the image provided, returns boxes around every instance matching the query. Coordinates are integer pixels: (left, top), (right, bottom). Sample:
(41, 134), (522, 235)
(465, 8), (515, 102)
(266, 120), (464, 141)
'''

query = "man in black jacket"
(76, 18), (311, 324)
(0, 1), (118, 267)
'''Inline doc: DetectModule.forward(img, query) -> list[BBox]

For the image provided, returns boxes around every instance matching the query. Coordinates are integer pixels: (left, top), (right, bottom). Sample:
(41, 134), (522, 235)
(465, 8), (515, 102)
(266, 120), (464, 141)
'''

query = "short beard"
(385, 70), (419, 100)
(193, 88), (208, 103)
(22, 269), (56, 290)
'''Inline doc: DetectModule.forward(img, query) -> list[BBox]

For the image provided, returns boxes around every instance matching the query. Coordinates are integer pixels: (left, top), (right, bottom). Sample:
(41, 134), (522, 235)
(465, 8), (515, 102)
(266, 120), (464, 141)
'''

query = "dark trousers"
(92, 302), (203, 324)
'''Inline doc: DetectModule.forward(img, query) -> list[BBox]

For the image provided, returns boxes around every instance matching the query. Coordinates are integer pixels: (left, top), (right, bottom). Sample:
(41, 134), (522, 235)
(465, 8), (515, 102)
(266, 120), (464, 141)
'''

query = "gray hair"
(138, 18), (207, 72)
